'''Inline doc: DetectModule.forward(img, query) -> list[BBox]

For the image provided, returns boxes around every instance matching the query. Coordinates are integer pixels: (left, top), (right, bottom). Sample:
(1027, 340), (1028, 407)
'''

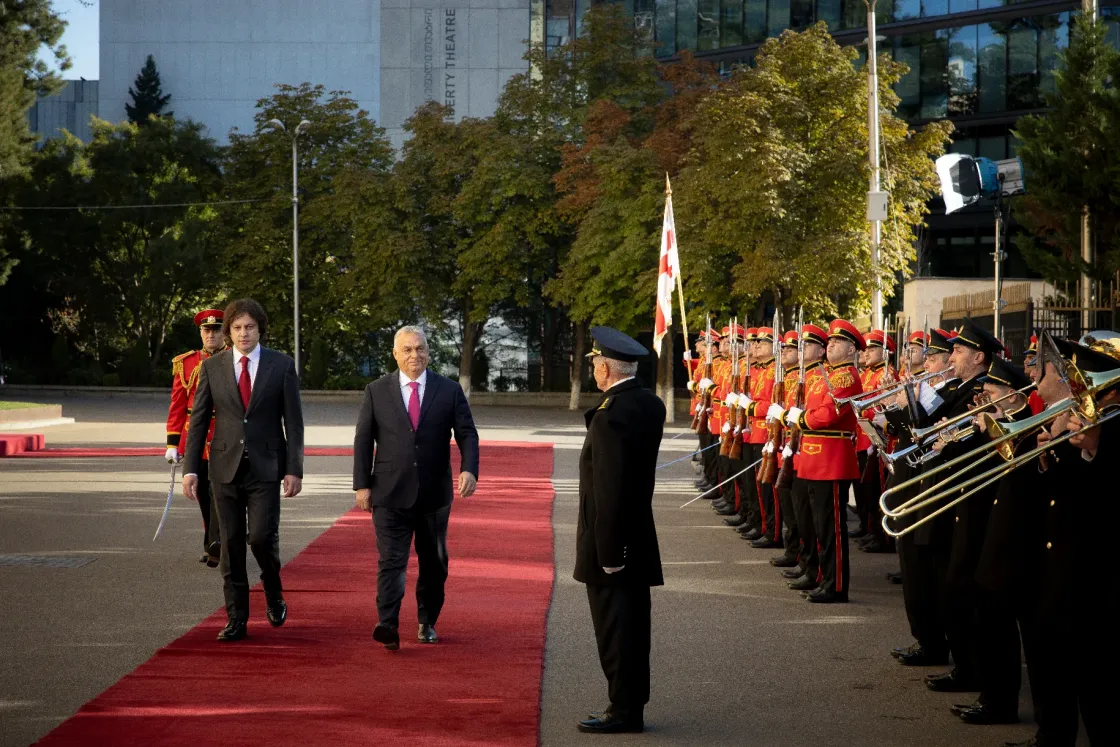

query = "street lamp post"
(267, 118), (311, 375)
(863, 4), (887, 331)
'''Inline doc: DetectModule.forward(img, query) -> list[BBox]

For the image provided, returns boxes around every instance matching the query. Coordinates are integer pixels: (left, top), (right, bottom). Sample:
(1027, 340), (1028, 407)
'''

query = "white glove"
(682, 351), (693, 361)
(762, 441), (774, 455)
(686, 380), (696, 392)
(872, 413), (888, 429)
(866, 445), (875, 455)
(725, 392), (739, 407)
(603, 566), (624, 574)
(722, 421), (732, 434)
(785, 407), (803, 426)
(699, 377), (714, 391)
(165, 447), (180, 464)
(740, 396), (754, 409)
(766, 403), (785, 422)
(782, 444), (794, 459)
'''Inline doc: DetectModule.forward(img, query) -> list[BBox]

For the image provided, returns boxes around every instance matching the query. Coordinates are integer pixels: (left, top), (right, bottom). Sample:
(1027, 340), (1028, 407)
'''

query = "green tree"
(1013, 15), (1120, 284)
(678, 23), (952, 324)
(0, 117), (224, 382)
(220, 83), (396, 386)
(125, 54), (174, 124)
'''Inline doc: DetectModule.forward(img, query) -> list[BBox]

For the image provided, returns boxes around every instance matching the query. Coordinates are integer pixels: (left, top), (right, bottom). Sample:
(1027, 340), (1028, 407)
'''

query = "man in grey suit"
(353, 325), (479, 651)
(183, 298), (305, 642)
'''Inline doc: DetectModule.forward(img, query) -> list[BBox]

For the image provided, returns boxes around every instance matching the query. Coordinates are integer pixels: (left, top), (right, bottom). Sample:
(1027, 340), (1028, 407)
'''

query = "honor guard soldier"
(774, 323), (828, 595)
(782, 319), (863, 603)
(166, 308), (226, 567)
(691, 329), (721, 492)
(742, 327), (780, 548)
(1023, 335), (1046, 415)
(711, 325), (744, 518)
(576, 327), (665, 734)
(769, 331), (803, 569)
(855, 329), (896, 553)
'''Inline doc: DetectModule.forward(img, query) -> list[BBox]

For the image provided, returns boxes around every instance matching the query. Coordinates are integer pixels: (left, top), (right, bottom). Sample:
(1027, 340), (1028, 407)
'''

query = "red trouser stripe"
(833, 481), (843, 592)
(756, 475), (767, 533)
(771, 484), (781, 541)
(733, 480), (740, 511)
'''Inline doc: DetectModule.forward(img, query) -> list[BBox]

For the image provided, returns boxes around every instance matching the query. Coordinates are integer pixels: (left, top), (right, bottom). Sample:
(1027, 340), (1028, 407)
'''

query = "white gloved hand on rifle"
(699, 377), (715, 392)
(782, 444), (794, 459)
(785, 407), (803, 426)
(165, 447), (180, 465)
(686, 380), (696, 392)
(725, 392), (739, 407)
(765, 403), (785, 422)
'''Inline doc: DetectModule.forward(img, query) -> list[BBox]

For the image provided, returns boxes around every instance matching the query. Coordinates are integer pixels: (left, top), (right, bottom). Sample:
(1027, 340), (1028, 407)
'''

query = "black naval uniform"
(576, 377), (665, 726)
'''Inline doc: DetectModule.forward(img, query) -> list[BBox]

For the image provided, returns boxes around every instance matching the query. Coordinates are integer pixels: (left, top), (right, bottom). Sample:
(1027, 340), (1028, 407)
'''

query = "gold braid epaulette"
(172, 350), (202, 390)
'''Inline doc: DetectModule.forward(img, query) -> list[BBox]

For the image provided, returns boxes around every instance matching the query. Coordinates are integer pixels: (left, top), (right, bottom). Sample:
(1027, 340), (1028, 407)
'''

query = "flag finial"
(665, 172), (672, 196)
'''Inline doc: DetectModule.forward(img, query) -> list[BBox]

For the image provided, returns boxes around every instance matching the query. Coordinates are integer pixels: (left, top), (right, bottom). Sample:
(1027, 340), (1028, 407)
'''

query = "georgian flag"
(653, 177), (680, 357)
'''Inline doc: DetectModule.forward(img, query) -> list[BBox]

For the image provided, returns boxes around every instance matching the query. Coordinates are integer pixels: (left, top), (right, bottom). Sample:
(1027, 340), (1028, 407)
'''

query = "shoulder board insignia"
(172, 351), (194, 363)
(598, 397), (612, 410)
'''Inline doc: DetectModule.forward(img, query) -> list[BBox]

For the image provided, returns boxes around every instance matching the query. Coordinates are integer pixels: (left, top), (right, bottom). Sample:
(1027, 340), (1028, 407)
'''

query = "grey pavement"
(0, 395), (1066, 746)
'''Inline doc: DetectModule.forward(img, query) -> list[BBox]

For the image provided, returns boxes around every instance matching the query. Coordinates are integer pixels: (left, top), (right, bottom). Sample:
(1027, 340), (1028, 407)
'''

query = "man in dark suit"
(352, 325), (479, 651)
(183, 298), (305, 642)
(575, 327), (665, 735)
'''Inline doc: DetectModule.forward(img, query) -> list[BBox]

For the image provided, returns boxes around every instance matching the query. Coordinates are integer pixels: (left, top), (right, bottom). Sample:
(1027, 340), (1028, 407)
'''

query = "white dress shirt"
(399, 369), (428, 411)
(234, 344), (261, 387)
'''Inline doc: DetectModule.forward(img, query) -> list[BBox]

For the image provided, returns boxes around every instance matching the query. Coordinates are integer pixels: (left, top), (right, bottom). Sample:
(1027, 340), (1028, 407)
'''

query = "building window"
(698, 0), (720, 49)
(656, 0), (678, 55)
(678, 0), (699, 50)
(721, 0), (744, 46)
(768, 0), (791, 37)
(746, 0), (767, 42)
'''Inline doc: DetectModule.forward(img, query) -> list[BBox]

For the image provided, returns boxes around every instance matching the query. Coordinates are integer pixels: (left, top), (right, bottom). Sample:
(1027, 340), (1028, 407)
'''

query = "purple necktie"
(407, 381), (420, 431)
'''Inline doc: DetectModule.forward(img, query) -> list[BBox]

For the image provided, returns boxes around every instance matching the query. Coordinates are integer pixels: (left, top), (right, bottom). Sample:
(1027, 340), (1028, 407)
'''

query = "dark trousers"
(776, 479), (801, 564)
(731, 448), (760, 530)
(855, 451), (887, 543)
(975, 588), (1039, 714)
(196, 458), (220, 550)
(807, 479), (851, 594)
(1032, 614), (1112, 746)
(898, 534), (949, 655)
(936, 552), (980, 681)
(586, 583), (652, 718)
(373, 503), (451, 628)
(698, 431), (719, 485)
(791, 477), (819, 580)
(213, 456), (282, 622)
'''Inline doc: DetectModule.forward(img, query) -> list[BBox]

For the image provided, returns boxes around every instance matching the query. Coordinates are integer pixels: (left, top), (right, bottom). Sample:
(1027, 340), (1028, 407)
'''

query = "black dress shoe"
(770, 554), (798, 567)
(956, 704), (1018, 725)
(924, 669), (979, 692)
(886, 570), (902, 584)
(373, 623), (400, 650)
(807, 588), (848, 603)
(723, 515), (747, 527)
(859, 538), (889, 553)
(710, 499), (730, 511)
(949, 698), (982, 715)
(750, 536), (781, 549)
(577, 714), (643, 733)
(418, 623), (438, 643)
(1004, 737), (1040, 747)
(205, 541), (221, 568)
(788, 574), (817, 591)
(740, 527), (762, 541)
(781, 567), (805, 579)
(198, 553), (209, 564)
(217, 619), (248, 641)
(715, 505), (737, 516)
(266, 596), (287, 627)
(849, 527), (868, 539)
(892, 642), (920, 659)
(898, 646), (950, 667)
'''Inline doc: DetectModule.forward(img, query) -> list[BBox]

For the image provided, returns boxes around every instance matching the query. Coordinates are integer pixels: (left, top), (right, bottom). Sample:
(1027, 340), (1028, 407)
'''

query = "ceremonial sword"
(153, 461), (178, 541)
(678, 457), (763, 509)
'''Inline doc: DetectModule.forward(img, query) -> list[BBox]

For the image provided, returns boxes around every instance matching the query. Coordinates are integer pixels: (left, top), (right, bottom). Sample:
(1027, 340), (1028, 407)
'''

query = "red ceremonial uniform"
(855, 362), (892, 451)
(708, 356), (729, 436)
(777, 364), (799, 466)
(166, 349), (219, 460)
(689, 356), (706, 417)
(744, 358), (776, 444)
(793, 361), (862, 481)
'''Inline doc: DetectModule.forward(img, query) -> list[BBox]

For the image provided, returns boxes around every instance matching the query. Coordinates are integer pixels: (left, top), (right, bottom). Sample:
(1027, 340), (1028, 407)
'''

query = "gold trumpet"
(878, 397), (1075, 526)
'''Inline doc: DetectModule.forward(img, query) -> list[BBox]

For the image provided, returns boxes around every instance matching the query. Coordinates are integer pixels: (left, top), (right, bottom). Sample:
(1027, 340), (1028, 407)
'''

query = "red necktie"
(407, 381), (420, 430)
(239, 356), (252, 411)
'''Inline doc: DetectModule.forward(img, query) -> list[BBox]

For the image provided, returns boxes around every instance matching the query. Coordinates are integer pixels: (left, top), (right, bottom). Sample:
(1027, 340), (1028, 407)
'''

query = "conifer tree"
(125, 55), (173, 124)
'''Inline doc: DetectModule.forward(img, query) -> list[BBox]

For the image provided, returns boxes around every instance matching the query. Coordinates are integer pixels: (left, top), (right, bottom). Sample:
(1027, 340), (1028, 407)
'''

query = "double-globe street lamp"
(266, 118), (312, 375)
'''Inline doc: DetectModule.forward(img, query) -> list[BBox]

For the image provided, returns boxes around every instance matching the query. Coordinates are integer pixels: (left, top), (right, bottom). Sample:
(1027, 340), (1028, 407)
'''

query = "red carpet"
(34, 443), (556, 747)
(0, 433), (45, 456)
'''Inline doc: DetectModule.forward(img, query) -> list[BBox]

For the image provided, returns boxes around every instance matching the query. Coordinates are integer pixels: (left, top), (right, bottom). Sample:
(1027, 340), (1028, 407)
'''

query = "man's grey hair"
(598, 357), (638, 378)
(393, 325), (429, 349)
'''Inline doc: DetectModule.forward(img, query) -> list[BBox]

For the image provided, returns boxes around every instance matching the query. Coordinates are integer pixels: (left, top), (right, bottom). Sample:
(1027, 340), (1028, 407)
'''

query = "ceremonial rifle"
(729, 317), (747, 460)
(691, 316), (714, 433)
(759, 308), (782, 483)
(776, 307), (804, 489)
(720, 317), (739, 456)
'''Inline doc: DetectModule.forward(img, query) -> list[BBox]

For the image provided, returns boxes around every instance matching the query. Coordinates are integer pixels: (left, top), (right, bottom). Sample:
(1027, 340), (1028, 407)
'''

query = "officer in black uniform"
(575, 327), (665, 734)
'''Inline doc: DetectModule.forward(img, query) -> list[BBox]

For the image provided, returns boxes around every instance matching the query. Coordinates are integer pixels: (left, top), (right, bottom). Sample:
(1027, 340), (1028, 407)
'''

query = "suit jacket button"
(413, 462), (418, 466)
(243, 419), (248, 424)
(239, 439), (244, 444)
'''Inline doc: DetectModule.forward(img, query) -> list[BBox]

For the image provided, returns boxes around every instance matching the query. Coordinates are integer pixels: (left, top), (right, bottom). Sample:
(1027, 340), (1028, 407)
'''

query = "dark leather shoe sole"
(957, 707), (1018, 725)
(217, 623), (248, 642)
(417, 624), (438, 644)
(577, 717), (644, 734)
(205, 541), (221, 568)
(788, 576), (817, 591)
(770, 555), (798, 567)
(750, 537), (781, 549)
(925, 676), (979, 693)
(898, 651), (951, 666)
(781, 568), (805, 579)
(373, 624), (400, 651)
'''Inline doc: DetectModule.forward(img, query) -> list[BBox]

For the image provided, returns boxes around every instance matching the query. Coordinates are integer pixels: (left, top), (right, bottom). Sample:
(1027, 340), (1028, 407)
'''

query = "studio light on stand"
(935, 153), (1026, 340)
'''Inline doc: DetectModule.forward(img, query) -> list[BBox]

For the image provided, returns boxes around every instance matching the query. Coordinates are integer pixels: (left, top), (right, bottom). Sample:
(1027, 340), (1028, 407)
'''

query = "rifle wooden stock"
(775, 379), (803, 488)
(758, 375), (783, 483)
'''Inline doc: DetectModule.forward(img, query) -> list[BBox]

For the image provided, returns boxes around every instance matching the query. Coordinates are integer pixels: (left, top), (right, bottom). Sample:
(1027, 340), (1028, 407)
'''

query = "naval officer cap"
(586, 326), (650, 362)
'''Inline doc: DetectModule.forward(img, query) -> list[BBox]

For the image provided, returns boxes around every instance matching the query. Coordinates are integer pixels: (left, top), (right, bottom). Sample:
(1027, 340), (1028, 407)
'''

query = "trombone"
(835, 367), (952, 411)
(882, 401), (1119, 538)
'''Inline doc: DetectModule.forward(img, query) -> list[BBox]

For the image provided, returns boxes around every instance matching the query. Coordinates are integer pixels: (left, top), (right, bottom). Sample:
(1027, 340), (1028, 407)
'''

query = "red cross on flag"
(653, 175), (681, 357)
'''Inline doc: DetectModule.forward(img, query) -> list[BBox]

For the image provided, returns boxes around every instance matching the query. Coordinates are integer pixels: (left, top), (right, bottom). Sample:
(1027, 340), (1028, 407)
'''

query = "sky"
(41, 0), (99, 80)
